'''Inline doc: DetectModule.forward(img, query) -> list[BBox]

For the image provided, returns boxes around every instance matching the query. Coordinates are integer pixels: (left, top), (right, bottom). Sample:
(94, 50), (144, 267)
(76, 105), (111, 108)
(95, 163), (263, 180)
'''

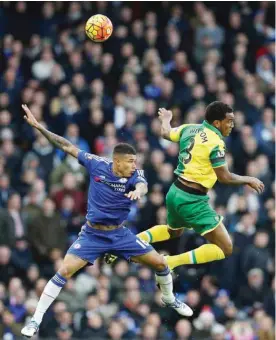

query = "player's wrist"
(35, 122), (43, 130)
(135, 188), (143, 195)
(136, 187), (146, 197)
(161, 125), (171, 136)
(161, 118), (172, 125)
(243, 176), (255, 185)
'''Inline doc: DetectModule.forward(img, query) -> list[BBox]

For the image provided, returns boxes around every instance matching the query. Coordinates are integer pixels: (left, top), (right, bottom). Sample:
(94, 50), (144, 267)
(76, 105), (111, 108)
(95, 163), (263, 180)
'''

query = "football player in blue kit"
(21, 104), (193, 338)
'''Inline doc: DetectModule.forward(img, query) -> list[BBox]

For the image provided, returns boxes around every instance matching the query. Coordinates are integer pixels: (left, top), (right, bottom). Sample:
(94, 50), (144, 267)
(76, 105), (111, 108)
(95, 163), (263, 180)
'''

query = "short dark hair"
(113, 143), (136, 155)
(205, 101), (233, 123)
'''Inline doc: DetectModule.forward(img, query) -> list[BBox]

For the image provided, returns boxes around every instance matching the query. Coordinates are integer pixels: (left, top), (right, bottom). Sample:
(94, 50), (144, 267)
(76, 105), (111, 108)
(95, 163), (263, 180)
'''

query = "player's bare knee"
(153, 255), (167, 272)
(58, 264), (73, 280)
(168, 228), (184, 239)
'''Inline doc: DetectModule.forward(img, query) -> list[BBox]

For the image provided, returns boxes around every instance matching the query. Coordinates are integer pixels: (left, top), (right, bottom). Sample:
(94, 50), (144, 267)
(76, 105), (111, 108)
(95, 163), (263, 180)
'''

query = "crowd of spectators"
(0, 1), (275, 339)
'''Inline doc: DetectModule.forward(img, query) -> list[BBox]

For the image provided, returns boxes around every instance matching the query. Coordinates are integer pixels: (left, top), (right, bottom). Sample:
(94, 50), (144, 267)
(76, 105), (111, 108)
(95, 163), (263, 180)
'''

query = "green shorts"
(166, 182), (223, 236)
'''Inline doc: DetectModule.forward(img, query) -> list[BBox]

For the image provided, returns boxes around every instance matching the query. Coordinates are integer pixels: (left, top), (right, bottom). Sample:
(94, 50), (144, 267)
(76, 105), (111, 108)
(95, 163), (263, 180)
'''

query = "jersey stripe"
(210, 157), (225, 165)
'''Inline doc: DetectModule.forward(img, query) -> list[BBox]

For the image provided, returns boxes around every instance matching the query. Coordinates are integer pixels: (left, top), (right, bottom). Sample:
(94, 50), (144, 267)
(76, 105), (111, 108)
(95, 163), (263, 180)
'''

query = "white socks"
(155, 266), (175, 304)
(32, 273), (67, 325)
(32, 269), (175, 326)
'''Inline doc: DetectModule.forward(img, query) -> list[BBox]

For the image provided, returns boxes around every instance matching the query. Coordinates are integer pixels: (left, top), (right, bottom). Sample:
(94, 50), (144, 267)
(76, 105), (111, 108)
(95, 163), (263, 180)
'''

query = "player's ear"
(113, 154), (120, 165)
(213, 120), (220, 129)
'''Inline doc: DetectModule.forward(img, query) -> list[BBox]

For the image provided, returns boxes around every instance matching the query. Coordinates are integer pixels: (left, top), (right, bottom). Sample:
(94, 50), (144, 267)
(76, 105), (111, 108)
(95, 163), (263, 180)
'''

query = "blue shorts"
(67, 223), (154, 264)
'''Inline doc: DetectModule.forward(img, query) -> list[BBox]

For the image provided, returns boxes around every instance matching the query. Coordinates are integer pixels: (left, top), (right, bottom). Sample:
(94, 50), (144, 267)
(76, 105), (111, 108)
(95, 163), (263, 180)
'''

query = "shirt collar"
(109, 162), (120, 178)
(202, 120), (223, 139)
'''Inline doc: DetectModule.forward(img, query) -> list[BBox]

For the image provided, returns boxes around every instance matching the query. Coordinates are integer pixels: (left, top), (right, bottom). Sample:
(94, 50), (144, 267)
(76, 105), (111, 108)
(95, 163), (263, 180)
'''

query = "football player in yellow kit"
(106, 101), (264, 269)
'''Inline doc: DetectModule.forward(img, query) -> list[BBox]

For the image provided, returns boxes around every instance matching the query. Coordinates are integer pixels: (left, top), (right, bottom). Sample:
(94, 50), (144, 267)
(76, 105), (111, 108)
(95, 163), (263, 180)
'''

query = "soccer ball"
(85, 14), (113, 42)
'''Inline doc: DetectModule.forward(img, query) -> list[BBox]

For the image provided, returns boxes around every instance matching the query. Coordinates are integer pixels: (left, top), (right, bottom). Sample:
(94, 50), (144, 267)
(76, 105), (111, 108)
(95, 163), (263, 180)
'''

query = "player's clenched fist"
(158, 108), (173, 122)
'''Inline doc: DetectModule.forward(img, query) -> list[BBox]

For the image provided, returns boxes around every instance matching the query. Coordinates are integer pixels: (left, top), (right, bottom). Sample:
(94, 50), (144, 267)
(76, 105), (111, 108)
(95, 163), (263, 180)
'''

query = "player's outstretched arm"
(158, 108), (173, 141)
(22, 104), (79, 158)
(214, 164), (265, 194)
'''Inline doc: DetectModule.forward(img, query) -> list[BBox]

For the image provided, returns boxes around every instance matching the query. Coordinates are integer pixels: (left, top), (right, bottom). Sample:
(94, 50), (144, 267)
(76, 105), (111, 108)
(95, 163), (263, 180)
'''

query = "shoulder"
(172, 124), (197, 131)
(131, 169), (147, 184)
(170, 124), (200, 142)
(132, 169), (146, 180)
(204, 129), (225, 149)
(78, 151), (112, 171)
(135, 169), (145, 177)
(83, 152), (111, 164)
(173, 124), (200, 134)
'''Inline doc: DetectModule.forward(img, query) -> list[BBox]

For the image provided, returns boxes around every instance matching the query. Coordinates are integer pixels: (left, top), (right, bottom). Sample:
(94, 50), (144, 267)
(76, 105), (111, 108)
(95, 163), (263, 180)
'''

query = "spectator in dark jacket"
(0, 207), (15, 247)
(236, 268), (267, 308)
(28, 198), (67, 263)
(241, 231), (272, 276)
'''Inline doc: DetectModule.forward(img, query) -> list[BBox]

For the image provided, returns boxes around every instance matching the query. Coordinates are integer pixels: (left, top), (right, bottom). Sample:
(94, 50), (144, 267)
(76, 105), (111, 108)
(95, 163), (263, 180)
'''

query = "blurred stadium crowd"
(0, 1), (275, 339)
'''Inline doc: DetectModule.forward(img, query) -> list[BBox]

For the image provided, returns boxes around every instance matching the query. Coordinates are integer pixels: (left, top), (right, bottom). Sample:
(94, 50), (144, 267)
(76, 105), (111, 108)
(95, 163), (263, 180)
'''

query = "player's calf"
(204, 223), (233, 258)
(21, 255), (87, 338)
(132, 251), (174, 302)
(21, 272), (68, 338)
(131, 250), (193, 316)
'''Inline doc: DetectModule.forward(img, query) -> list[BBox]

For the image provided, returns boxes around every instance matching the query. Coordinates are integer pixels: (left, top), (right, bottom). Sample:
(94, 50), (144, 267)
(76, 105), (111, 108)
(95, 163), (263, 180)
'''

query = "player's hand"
(246, 177), (265, 194)
(125, 190), (141, 200)
(158, 108), (173, 122)
(22, 104), (40, 128)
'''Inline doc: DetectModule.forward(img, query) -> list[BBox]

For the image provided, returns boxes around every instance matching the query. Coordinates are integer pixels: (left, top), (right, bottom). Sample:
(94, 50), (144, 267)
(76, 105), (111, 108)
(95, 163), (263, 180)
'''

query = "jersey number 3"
(183, 138), (195, 164)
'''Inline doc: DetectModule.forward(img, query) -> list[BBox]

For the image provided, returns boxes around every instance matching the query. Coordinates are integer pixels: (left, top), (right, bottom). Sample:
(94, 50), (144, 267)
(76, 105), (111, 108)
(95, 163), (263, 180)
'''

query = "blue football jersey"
(78, 150), (147, 226)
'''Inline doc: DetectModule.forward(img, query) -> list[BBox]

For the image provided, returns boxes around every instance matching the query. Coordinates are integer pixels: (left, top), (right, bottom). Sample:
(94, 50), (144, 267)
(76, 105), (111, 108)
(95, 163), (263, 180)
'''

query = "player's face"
(217, 113), (235, 137)
(115, 154), (137, 177)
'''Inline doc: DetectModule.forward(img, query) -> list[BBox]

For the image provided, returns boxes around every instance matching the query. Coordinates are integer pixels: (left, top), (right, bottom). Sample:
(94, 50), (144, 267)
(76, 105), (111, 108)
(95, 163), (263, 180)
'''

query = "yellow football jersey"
(170, 121), (226, 189)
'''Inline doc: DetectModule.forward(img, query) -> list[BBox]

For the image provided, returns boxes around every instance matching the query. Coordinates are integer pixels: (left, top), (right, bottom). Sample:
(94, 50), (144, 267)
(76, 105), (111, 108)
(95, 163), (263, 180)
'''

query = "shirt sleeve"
(209, 143), (226, 168)
(169, 124), (189, 142)
(132, 169), (148, 186)
(77, 151), (102, 172)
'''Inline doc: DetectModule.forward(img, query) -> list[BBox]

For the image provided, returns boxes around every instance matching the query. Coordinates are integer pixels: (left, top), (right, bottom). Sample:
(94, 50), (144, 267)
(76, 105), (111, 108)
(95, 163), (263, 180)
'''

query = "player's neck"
(112, 164), (124, 178)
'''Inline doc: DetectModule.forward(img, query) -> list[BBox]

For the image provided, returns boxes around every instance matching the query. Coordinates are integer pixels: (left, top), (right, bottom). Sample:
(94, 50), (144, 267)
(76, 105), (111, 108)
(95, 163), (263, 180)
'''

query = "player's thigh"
(111, 227), (155, 262)
(166, 185), (185, 230)
(204, 223), (233, 256)
(131, 249), (167, 271)
(177, 191), (225, 236)
(58, 254), (87, 279)
(167, 225), (185, 238)
(66, 225), (108, 268)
